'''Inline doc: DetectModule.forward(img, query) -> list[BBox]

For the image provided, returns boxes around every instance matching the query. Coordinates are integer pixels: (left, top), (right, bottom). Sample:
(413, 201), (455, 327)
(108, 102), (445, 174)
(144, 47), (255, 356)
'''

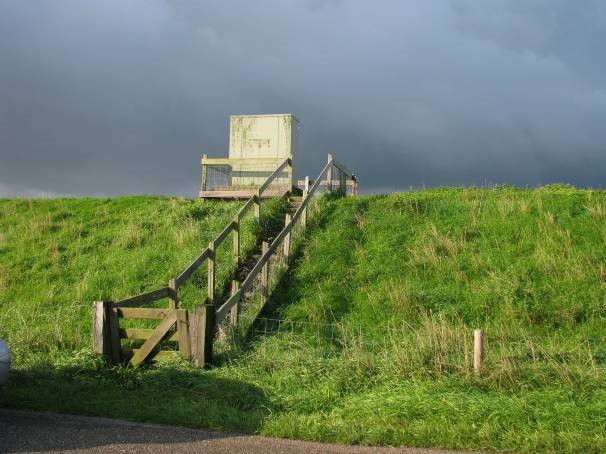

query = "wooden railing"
(92, 154), (357, 367)
(209, 154), (354, 358)
(93, 157), (293, 366)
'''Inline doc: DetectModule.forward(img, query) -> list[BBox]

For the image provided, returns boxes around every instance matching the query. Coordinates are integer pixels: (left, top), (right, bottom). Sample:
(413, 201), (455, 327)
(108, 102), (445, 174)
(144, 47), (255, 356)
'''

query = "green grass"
(1, 187), (605, 452)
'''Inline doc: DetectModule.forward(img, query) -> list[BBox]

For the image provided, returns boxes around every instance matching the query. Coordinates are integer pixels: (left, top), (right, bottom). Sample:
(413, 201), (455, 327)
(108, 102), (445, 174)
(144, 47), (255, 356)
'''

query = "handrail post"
(327, 153), (333, 193)
(283, 213), (292, 266)
(168, 278), (178, 309)
(207, 240), (216, 304)
(302, 176), (309, 228)
(201, 153), (208, 192)
(230, 280), (240, 326)
(261, 241), (269, 301)
(288, 155), (295, 191)
(232, 215), (240, 265)
(254, 191), (261, 221)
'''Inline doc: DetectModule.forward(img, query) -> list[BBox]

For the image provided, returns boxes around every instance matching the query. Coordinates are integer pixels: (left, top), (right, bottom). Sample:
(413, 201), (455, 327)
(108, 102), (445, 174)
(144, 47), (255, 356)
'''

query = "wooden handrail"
(216, 158), (332, 322)
(175, 248), (210, 288)
(112, 287), (171, 308)
(237, 195), (257, 220)
(214, 220), (236, 247)
(202, 157), (285, 165)
(258, 158), (292, 195)
(332, 158), (351, 177)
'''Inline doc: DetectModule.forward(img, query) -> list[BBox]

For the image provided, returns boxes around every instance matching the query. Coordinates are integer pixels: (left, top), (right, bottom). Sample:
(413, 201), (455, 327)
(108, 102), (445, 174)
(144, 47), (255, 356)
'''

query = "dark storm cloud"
(0, 0), (605, 197)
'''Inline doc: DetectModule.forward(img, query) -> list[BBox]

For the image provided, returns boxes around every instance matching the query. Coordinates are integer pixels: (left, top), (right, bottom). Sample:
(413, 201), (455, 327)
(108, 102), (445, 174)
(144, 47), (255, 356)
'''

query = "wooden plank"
(116, 307), (173, 320)
(207, 241), (216, 303)
(108, 307), (121, 363)
(122, 349), (180, 362)
(237, 196), (256, 218)
(215, 289), (241, 322)
(112, 287), (171, 308)
(175, 248), (210, 288)
(130, 310), (177, 367)
(214, 221), (235, 247)
(176, 309), (190, 360)
(119, 328), (178, 342)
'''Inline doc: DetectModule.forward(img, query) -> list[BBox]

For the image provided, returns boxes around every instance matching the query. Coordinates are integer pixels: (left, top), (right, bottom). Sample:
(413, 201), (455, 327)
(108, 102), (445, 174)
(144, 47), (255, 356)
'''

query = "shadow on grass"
(0, 359), (277, 450)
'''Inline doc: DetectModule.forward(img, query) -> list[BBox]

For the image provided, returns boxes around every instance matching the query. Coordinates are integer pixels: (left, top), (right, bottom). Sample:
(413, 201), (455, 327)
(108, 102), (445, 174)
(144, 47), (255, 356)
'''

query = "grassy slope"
(1, 188), (605, 452)
(0, 196), (270, 360)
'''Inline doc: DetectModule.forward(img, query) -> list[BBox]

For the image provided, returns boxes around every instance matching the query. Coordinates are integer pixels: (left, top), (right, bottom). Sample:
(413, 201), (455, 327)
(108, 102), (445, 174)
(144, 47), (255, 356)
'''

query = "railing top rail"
(331, 158), (351, 177)
(112, 287), (171, 308)
(257, 157), (292, 195)
(202, 157), (287, 166)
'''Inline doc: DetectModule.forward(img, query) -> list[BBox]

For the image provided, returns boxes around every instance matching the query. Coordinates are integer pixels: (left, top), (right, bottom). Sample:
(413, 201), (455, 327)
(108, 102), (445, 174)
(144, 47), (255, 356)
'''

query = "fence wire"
(205, 163), (290, 193)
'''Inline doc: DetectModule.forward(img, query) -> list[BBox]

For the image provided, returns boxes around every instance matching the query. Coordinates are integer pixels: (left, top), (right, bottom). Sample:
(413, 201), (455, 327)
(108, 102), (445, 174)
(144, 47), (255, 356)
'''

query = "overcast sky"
(1, 0), (605, 197)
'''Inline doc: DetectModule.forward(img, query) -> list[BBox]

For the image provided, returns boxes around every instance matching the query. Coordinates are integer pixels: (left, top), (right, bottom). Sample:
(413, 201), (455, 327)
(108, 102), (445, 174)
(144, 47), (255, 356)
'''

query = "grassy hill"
(1, 188), (605, 452)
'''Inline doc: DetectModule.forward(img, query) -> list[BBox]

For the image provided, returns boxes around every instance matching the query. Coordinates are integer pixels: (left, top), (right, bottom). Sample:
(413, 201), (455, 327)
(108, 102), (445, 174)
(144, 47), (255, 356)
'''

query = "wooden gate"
(93, 301), (214, 367)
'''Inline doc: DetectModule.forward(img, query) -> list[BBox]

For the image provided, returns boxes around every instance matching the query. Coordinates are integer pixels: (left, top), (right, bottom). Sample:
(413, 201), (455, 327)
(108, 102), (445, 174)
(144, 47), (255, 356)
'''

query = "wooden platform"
(199, 189), (288, 199)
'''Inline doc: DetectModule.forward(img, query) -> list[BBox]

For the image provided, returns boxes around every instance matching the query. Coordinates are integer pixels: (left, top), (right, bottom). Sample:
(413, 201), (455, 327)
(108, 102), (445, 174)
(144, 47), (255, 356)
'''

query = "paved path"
(0, 408), (464, 453)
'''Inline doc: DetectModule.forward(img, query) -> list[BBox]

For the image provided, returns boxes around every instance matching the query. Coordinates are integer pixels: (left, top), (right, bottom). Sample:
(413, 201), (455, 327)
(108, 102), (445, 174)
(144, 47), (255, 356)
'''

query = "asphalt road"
(0, 408), (466, 453)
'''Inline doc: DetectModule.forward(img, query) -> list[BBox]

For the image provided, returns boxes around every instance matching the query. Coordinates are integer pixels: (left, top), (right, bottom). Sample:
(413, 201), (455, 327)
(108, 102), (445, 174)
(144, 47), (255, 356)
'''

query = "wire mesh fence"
(204, 163), (291, 195)
(218, 315), (605, 385)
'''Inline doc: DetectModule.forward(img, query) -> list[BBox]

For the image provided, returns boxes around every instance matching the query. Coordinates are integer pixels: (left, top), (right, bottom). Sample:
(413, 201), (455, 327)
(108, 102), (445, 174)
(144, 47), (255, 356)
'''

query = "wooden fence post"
(92, 301), (110, 357)
(190, 303), (216, 367)
(230, 280), (240, 326)
(168, 278), (178, 309)
(283, 214), (291, 266)
(207, 240), (215, 304)
(326, 154), (333, 193)
(201, 153), (208, 191)
(288, 154), (294, 190)
(261, 241), (269, 300)
(176, 309), (190, 359)
(107, 305), (121, 363)
(474, 329), (483, 374)
(232, 215), (240, 265)
(302, 176), (309, 228)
